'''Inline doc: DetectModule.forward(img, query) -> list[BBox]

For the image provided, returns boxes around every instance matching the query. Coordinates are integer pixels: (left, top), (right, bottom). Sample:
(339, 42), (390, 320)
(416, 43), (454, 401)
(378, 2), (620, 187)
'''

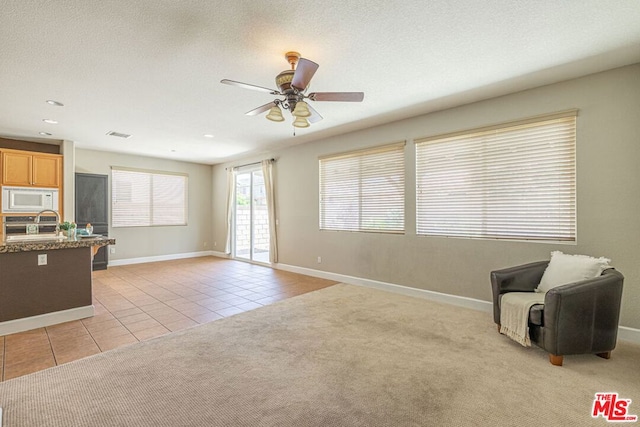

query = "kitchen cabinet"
(0, 237), (115, 335)
(75, 173), (109, 270)
(1, 150), (62, 187)
(0, 247), (92, 324)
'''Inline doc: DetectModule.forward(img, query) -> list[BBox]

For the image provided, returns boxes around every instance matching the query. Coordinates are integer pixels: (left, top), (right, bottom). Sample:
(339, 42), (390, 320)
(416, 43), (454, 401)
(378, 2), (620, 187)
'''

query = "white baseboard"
(109, 250), (216, 266)
(617, 326), (640, 344)
(274, 263), (493, 313)
(210, 250), (230, 258)
(273, 263), (640, 345)
(0, 305), (94, 336)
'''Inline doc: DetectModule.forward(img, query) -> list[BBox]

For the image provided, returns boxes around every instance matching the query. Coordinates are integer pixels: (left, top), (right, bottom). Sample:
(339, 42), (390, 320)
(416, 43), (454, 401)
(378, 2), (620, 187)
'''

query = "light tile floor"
(0, 257), (337, 382)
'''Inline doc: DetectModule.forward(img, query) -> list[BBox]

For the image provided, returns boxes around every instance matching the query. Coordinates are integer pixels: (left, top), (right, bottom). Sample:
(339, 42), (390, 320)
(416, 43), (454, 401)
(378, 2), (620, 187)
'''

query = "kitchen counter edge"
(0, 237), (115, 254)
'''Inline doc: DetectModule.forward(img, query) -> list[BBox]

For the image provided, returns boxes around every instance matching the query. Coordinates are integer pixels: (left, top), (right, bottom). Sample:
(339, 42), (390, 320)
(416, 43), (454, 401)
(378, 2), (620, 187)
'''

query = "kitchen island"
(0, 235), (115, 335)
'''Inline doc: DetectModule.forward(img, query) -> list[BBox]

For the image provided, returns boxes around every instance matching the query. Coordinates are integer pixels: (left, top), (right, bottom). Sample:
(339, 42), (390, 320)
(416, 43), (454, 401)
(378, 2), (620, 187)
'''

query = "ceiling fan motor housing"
(275, 70), (294, 92)
(275, 70), (303, 112)
(275, 51), (305, 110)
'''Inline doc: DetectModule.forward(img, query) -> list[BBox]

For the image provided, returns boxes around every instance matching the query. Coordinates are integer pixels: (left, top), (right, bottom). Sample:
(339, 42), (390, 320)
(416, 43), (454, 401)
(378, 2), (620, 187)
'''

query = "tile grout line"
(99, 268), (256, 330)
(95, 271), (183, 317)
(1, 337), (5, 381)
(96, 285), (177, 336)
(89, 297), (141, 351)
(92, 270), (202, 344)
(79, 317), (103, 354)
(100, 269), (226, 325)
(43, 328), (59, 367)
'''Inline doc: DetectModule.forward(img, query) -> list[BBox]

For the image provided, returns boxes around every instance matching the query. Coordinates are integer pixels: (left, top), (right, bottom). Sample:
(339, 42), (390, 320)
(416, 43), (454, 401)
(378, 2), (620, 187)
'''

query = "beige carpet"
(0, 283), (639, 426)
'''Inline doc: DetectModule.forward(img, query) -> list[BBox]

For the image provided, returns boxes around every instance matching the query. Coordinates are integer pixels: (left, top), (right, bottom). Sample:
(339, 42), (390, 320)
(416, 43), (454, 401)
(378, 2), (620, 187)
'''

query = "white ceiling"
(1, 1), (639, 165)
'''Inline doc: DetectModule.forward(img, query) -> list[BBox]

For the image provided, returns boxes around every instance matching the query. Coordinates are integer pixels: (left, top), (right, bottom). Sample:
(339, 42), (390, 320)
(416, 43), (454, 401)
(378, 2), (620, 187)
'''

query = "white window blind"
(415, 112), (576, 241)
(112, 168), (188, 227)
(319, 142), (405, 233)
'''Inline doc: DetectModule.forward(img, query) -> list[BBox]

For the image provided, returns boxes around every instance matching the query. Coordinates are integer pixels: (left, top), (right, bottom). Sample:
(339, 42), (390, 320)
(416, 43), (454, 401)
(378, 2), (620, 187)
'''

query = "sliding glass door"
(234, 168), (270, 263)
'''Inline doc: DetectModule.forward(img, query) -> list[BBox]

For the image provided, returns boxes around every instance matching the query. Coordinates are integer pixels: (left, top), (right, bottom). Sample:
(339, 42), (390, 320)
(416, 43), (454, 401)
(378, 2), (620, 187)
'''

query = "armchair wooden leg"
(497, 324), (501, 333)
(596, 352), (611, 360)
(549, 354), (563, 366)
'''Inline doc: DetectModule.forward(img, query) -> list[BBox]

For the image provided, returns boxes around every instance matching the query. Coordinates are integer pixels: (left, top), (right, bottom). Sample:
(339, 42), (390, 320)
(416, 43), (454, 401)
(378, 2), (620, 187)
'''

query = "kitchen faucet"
(35, 209), (61, 235)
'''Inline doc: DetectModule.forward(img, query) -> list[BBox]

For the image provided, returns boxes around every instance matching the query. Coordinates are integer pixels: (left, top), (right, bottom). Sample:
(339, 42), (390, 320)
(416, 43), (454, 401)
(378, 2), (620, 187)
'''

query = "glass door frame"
(232, 166), (270, 265)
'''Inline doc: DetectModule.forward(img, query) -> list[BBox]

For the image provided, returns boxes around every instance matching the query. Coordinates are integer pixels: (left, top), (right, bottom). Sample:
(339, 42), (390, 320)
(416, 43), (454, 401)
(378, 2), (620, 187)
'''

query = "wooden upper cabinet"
(1, 150), (62, 187)
(2, 151), (32, 186)
(32, 154), (62, 187)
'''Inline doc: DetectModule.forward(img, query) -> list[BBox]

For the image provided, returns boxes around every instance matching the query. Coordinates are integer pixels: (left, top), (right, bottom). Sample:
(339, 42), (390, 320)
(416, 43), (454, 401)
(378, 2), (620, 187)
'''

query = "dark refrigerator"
(75, 173), (109, 270)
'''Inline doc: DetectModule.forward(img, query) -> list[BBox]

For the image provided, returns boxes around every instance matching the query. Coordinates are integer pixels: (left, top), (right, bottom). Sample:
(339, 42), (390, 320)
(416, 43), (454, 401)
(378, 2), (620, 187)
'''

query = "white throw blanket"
(500, 292), (546, 347)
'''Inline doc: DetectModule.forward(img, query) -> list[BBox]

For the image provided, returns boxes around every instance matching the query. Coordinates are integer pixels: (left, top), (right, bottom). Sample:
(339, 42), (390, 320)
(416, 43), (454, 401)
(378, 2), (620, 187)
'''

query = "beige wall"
(212, 63), (640, 329)
(75, 149), (213, 261)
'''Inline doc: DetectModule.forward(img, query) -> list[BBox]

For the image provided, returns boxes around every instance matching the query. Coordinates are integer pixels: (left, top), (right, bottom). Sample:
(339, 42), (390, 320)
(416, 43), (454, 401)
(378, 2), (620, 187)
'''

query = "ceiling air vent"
(106, 131), (132, 139)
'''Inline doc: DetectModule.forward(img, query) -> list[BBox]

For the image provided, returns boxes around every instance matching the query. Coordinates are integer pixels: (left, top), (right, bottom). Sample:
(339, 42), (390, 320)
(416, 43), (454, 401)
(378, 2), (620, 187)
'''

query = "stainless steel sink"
(5, 234), (66, 243)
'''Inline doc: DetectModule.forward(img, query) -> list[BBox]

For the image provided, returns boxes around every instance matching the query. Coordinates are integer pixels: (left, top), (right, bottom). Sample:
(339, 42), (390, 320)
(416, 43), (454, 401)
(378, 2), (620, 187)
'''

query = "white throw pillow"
(536, 251), (611, 293)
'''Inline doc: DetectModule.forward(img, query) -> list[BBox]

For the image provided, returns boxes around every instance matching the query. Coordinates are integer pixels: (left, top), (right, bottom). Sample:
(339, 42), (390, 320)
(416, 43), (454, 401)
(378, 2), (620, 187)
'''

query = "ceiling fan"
(221, 51), (364, 129)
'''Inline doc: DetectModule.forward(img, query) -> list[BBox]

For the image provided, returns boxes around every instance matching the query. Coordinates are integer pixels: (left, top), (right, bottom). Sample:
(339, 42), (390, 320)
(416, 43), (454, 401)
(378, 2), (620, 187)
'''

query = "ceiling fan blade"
(245, 102), (277, 116)
(308, 92), (364, 102)
(221, 79), (280, 95)
(307, 103), (323, 123)
(291, 58), (319, 90)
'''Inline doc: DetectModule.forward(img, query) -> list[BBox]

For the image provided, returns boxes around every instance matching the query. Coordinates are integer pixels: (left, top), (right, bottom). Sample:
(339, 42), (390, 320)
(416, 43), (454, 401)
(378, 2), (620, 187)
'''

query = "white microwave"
(1, 186), (59, 213)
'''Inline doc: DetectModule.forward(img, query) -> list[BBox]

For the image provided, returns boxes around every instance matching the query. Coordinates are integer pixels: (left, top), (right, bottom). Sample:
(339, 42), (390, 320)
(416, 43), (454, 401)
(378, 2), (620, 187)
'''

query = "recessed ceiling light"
(39, 132), (52, 136)
(42, 119), (58, 124)
(46, 100), (64, 107)
(203, 134), (215, 138)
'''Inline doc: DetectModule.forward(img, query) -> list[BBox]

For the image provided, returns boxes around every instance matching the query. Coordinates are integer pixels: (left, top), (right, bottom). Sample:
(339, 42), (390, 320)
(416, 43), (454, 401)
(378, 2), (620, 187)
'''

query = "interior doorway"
(233, 167), (270, 264)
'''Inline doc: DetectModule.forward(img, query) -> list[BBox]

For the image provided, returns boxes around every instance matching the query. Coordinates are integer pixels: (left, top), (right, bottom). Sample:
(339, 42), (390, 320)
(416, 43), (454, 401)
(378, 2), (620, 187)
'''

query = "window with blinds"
(112, 167), (188, 227)
(415, 111), (576, 241)
(319, 142), (405, 233)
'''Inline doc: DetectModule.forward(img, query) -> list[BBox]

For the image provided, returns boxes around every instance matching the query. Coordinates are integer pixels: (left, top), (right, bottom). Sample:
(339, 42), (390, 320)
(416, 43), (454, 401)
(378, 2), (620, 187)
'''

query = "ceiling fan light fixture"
(266, 105), (285, 122)
(292, 116), (310, 128)
(292, 101), (311, 118)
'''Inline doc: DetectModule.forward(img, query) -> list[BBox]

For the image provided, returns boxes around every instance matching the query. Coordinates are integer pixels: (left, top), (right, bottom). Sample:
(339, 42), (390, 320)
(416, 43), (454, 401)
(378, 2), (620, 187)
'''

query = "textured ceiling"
(1, 1), (639, 165)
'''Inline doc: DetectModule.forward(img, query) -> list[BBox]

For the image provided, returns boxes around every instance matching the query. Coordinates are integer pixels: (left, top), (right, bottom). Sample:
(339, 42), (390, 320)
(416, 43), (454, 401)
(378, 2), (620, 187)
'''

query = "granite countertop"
(0, 236), (116, 254)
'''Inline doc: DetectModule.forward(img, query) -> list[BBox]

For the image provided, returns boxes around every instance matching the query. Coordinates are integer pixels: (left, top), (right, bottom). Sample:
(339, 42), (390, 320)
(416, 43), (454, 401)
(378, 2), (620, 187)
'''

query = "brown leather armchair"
(491, 261), (624, 366)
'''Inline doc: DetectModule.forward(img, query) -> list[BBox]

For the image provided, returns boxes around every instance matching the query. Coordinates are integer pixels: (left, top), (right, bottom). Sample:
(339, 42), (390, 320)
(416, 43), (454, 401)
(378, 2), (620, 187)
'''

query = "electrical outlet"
(214, 241), (217, 247)
(38, 254), (47, 265)
(317, 256), (322, 264)
(110, 247), (116, 254)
